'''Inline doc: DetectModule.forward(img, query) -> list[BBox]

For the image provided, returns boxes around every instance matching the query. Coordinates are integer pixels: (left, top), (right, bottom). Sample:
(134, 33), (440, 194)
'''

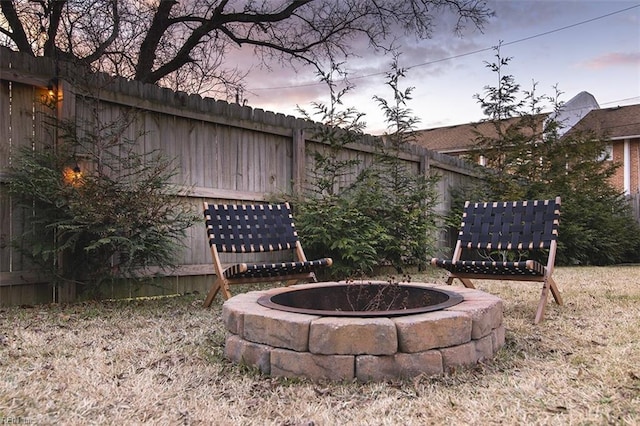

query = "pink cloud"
(582, 52), (640, 69)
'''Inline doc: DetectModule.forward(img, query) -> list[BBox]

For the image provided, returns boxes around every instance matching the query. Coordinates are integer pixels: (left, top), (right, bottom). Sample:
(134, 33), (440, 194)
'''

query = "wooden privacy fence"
(0, 47), (482, 306)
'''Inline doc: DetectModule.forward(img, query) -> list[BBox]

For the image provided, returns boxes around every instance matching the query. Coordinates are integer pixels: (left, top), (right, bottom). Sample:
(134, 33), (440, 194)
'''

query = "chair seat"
(224, 258), (333, 280)
(431, 259), (545, 276)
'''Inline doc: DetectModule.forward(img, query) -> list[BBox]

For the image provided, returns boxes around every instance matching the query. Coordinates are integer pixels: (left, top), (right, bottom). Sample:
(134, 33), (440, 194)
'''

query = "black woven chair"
(431, 197), (563, 324)
(202, 202), (332, 307)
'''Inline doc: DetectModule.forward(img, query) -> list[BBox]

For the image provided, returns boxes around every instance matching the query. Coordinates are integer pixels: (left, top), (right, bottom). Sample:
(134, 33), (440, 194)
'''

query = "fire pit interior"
(257, 282), (464, 316)
(223, 282), (505, 382)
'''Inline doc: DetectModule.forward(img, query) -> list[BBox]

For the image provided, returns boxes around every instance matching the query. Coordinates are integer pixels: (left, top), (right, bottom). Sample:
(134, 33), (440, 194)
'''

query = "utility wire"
(402, 4), (640, 75)
(248, 4), (640, 91)
(600, 96), (640, 107)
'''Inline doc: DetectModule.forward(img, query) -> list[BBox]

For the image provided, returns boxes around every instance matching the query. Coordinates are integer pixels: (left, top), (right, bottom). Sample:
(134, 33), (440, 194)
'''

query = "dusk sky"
(233, 1), (640, 135)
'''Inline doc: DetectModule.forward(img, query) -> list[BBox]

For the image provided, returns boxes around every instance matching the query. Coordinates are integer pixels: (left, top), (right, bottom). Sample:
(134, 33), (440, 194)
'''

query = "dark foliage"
(465, 46), (640, 265)
(8, 104), (197, 298)
(291, 61), (440, 278)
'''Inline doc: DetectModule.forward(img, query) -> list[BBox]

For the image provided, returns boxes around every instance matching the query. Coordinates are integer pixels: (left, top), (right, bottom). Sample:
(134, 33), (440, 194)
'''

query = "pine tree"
(469, 45), (640, 265)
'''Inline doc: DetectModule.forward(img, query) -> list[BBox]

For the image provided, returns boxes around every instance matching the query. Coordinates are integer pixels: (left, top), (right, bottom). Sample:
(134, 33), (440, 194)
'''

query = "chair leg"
(203, 276), (232, 308)
(203, 279), (221, 308)
(285, 272), (316, 287)
(548, 276), (563, 305)
(460, 278), (475, 288)
(220, 278), (232, 300)
(447, 276), (475, 288)
(534, 280), (550, 324)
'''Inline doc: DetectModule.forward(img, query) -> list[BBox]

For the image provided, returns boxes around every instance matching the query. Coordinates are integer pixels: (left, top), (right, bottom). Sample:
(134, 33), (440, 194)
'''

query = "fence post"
(420, 153), (430, 176)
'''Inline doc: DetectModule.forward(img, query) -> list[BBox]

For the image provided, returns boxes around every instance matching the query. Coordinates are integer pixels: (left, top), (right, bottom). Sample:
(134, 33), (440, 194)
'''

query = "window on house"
(597, 144), (613, 161)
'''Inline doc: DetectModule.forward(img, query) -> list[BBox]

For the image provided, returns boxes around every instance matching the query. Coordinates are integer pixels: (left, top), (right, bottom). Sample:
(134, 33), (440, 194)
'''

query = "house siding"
(611, 143), (625, 192)
(610, 137), (640, 195)
(630, 138), (640, 194)
(412, 101), (640, 203)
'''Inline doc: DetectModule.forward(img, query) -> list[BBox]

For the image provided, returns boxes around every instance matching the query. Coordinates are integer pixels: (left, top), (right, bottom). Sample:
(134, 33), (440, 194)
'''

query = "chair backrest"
(204, 203), (300, 253)
(458, 197), (561, 251)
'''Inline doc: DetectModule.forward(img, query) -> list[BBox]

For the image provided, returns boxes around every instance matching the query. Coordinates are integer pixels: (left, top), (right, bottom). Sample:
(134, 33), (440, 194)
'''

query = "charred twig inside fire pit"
(258, 281), (461, 317)
(345, 275), (421, 312)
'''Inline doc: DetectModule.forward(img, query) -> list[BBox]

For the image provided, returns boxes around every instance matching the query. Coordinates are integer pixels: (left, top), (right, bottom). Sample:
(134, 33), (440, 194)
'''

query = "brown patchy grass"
(1, 266), (639, 425)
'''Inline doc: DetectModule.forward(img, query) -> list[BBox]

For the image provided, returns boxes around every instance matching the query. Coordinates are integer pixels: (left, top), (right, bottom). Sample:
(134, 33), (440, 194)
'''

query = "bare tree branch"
(135, 0), (178, 82)
(0, 0), (33, 54)
(82, 0), (120, 64)
(43, 0), (66, 57)
(0, 0), (493, 96)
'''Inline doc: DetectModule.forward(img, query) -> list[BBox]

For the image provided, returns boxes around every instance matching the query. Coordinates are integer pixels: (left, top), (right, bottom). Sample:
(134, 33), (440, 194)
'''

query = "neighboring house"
(410, 115), (546, 164)
(552, 91), (601, 136)
(411, 92), (640, 196)
(568, 103), (640, 196)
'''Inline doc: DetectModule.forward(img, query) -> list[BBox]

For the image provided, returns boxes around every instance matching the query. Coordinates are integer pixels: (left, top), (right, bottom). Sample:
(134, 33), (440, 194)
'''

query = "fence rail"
(0, 47), (481, 306)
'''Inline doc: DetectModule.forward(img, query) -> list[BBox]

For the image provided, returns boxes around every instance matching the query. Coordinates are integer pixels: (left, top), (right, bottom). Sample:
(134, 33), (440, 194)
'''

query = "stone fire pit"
(223, 282), (505, 382)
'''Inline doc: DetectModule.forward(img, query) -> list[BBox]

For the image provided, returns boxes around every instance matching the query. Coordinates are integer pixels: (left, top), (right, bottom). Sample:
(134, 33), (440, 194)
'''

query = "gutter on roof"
(609, 135), (640, 141)
(438, 146), (481, 154)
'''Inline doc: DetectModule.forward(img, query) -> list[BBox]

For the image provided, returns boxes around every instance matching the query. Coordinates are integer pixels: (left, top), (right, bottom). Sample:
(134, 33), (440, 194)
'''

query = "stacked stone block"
(222, 283), (505, 382)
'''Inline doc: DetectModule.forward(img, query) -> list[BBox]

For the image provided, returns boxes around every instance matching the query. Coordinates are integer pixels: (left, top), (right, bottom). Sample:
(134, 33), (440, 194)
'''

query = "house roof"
(410, 122), (479, 153)
(412, 91), (605, 154)
(567, 104), (640, 139)
(413, 102), (640, 154)
(411, 115), (547, 153)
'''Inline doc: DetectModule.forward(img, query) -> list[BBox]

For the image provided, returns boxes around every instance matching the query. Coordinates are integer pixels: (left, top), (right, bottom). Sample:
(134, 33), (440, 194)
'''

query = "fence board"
(0, 187), (10, 273)
(5, 83), (38, 274)
(0, 81), (9, 172)
(0, 78), (12, 274)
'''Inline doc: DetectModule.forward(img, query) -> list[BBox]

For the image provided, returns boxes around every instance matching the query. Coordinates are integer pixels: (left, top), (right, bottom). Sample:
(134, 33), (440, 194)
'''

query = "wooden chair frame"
(431, 197), (563, 324)
(202, 202), (332, 307)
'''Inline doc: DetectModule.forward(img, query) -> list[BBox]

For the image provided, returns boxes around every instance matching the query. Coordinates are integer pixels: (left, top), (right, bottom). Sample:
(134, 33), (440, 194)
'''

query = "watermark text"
(0, 417), (32, 425)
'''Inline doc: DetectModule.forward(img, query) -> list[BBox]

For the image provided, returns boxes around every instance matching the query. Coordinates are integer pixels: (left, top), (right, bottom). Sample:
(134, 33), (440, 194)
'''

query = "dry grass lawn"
(1, 266), (639, 425)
